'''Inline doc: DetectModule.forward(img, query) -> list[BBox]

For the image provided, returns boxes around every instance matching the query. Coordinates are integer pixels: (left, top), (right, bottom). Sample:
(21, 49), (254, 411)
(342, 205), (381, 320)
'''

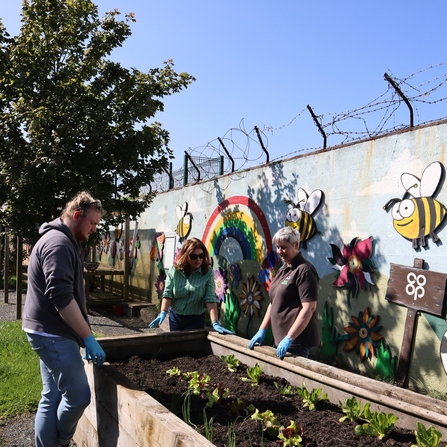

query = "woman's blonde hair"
(175, 238), (210, 274)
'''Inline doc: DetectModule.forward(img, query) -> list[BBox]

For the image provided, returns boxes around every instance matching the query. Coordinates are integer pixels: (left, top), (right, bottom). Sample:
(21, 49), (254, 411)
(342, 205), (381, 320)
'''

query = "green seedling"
(206, 383), (231, 408)
(296, 382), (328, 410)
(278, 420), (305, 446)
(220, 354), (240, 372)
(251, 408), (281, 437)
(274, 381), (294, 396)
(411, 422), (443, 447)
(166, 366), (183, 377)
(203, 408), (214, 443)
(339, 396), (371, 423)
(185, 371), (211, 395)
(241, 363), (263, 386)
(228, 398), (256, 418)
(354, 411), (399, 440)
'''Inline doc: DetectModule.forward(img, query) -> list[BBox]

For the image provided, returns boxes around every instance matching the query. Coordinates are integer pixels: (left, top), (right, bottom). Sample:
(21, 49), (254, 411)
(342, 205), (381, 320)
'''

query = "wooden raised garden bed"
(74, 330), (447, 447)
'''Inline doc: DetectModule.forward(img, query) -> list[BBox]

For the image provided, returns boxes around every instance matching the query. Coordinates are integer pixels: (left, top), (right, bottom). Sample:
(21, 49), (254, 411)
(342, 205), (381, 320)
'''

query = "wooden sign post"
(385, 258), (447, 387)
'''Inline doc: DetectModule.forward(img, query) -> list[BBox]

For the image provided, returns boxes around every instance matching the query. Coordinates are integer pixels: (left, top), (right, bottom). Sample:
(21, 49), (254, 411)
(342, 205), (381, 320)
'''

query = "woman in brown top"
(248, 226), (319, 359)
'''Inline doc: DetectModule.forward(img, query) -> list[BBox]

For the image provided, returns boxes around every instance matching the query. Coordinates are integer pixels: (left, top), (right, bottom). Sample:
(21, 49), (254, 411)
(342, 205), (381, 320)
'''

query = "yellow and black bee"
(383, 161), (447, 249)
(284, 188), (323, 249)
(176, 202), (193, 243)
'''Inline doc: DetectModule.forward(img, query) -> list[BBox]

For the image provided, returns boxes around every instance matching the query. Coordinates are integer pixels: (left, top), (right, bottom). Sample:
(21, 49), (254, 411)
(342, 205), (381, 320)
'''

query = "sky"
(1, 1), (447, 172)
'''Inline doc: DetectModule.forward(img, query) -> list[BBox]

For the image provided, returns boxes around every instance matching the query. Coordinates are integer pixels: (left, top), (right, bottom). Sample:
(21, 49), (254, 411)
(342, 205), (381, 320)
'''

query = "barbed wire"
(150, 63), (447, 192)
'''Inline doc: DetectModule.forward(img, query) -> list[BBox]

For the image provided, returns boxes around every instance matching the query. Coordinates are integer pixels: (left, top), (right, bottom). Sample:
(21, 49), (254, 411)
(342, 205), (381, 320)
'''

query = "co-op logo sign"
(405, 272), (427, 301)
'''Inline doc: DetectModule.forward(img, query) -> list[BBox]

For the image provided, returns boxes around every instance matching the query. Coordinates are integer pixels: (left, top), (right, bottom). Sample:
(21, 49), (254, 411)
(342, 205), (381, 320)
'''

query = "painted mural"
(284, 188), (323, 249)
(104, 123), (447, 395)
(175, 202), (193, 243)
(202, 195), (273, 263)
(383, 161), (447, 249)
(328, 236), (375, 308)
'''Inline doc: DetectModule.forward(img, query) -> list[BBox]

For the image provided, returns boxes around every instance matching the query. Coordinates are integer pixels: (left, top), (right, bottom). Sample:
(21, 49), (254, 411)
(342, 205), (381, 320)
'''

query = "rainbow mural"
(202, 196), (273, 264)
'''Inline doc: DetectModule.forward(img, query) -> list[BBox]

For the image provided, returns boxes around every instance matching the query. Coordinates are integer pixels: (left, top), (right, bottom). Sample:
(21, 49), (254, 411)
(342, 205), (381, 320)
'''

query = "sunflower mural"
(238, 275), (264, 337)
(329, 236), (375, 308)
(334, 307), (383, 363)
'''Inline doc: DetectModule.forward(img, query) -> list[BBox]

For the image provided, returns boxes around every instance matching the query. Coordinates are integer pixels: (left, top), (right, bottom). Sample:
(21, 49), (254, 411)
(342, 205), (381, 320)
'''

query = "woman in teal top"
(149, 238), (233, 333)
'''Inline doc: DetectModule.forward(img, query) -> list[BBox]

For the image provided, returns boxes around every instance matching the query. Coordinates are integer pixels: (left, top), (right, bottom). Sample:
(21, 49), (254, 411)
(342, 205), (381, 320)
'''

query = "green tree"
(0, 0), (195, 243)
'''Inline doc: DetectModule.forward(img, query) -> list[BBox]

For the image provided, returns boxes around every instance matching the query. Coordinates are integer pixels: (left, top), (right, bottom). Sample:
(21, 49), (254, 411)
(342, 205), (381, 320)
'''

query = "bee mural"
(284, 188), (323, 249)
(175, 202), (193, 243)
(383, 161), (447, 249)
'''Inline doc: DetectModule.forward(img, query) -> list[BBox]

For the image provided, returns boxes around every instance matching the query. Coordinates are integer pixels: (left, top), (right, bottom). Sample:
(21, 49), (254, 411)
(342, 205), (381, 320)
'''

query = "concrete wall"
(99, 120), (447, 394)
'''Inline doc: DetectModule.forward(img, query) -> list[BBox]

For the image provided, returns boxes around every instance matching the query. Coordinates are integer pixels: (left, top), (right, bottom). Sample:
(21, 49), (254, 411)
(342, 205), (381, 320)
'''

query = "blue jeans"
(168, 308), (206, 331)
(26, 334), (91, 447)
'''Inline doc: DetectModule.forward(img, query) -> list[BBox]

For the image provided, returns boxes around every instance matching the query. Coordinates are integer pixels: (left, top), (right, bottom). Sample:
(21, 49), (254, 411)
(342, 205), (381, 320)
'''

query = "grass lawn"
(0, 321), (41, 420)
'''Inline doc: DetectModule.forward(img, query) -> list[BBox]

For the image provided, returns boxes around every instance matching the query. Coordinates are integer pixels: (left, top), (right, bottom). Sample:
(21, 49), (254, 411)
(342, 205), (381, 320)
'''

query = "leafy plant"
(339, 396), (371, 423)
(354, 410), (399, 440)
(185, 371), (211, 396)
(220, 354), (240, 372)
(227, 398), (256, 418)
(241, 363), (263, 386)
(411, 422), (443, 447)
(251, 408), (281, 437)
(278, 420), (304, 446)
(274, 381), (294, 396)
(166, 367), (183, 378)
(166, 368), (211, 396)
(296, 382), (328, 410)
(206, 383), (231, 408)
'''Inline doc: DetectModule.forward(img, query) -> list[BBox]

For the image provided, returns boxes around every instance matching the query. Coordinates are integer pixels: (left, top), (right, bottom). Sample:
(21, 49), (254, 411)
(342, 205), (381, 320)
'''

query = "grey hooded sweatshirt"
(23, 217), (89, 347)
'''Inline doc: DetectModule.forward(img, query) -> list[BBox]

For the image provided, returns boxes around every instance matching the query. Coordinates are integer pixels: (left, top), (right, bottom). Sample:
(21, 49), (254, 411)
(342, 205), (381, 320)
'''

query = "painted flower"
(259, 250), (282, 292)
(238, 275), (263, 316)
(329, 236), (375, 300)
(154, 270), (166, 296)
(214, 267), (228, 304)
(229, 263), (242, 289)
(335, 307), (383, 362)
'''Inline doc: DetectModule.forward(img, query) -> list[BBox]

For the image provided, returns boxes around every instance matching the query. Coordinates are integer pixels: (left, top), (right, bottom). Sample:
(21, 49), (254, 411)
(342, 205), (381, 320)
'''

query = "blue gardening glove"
(276, 336), (293, 359)
(212, 320), (234, 335)
(149, 310), (166, 328)
(248, 329), (266, 349)
(83, 334), (106, 366)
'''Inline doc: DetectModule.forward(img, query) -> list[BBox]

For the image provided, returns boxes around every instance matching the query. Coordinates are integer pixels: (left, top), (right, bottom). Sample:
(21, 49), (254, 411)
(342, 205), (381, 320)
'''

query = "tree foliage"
(0, 0), (195, 243)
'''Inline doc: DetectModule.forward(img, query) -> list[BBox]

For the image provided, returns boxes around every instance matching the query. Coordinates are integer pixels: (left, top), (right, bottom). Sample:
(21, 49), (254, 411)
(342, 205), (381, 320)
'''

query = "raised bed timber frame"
(74, 330), (447, 447)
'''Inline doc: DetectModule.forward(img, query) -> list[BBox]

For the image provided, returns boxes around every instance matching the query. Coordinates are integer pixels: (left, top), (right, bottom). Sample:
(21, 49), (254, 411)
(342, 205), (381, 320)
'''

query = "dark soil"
(111, 354), (417, 447)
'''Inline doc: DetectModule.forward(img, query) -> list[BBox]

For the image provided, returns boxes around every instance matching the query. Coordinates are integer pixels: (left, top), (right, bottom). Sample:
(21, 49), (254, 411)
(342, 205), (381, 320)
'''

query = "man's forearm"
(59, 299), (91, 338)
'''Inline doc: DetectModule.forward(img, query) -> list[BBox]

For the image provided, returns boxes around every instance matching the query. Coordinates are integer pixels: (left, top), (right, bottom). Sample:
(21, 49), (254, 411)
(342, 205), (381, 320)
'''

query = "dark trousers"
(168, 308), (206, 331)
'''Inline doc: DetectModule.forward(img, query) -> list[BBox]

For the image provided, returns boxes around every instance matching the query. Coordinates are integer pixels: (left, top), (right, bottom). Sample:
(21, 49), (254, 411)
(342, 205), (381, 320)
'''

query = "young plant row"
(166, 354), (445, 447)
(220, 354), (446, 447)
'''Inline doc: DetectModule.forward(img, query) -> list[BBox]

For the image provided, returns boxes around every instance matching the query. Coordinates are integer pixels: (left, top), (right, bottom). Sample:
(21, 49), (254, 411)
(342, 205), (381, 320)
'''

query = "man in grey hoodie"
(23, 191), (105, 447)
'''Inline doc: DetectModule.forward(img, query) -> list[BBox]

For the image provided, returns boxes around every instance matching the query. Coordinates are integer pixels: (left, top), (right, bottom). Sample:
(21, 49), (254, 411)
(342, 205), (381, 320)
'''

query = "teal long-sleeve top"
(162, 265), (217, 315)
